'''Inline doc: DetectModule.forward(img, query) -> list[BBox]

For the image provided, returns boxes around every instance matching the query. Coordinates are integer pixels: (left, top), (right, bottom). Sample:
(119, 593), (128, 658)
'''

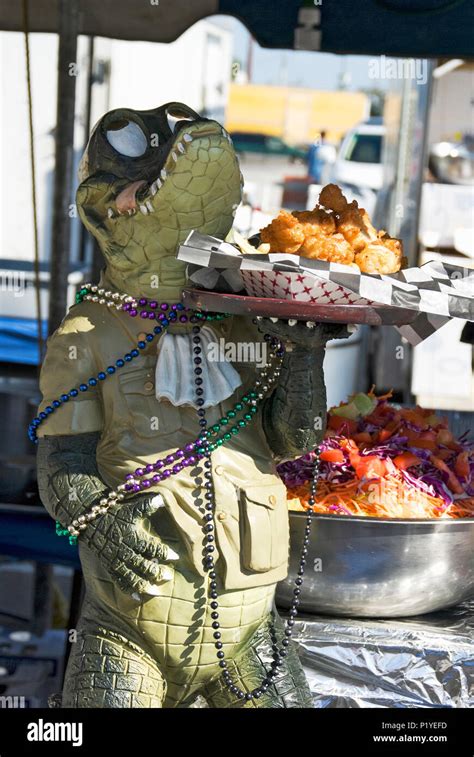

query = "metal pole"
(78, 35), (94, 264)
(246, 34), (253, 83)
(48, 0), (79, 336)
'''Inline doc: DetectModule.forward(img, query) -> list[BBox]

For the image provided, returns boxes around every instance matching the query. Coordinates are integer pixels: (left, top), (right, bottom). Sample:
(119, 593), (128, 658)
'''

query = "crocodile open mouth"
(75, 103), (243, 293)
(108, 121), (243, 220)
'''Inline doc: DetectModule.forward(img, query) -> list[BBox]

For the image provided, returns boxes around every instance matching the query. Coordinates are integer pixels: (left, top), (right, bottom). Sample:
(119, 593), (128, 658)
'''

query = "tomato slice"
(377, 419), (401, 443)
(320, 449), (345, 464)
(339, 438), (362, 467)
(393, 452), (421, 471)
(354, 456), (389, 479)
(406, 432), (437, 450)
(353, 432), (373, 444)
(430, 455), (464, 494)
(327, 415), (358, 434)
(412, 440), (437, 451)
(454, 451), (470, 479)
(364, 412), (386, 427)
(400, 408), (427, 427)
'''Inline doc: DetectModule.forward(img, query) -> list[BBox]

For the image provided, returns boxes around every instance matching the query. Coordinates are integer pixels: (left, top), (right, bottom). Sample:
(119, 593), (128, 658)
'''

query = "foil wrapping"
(290, 601), (474, 708)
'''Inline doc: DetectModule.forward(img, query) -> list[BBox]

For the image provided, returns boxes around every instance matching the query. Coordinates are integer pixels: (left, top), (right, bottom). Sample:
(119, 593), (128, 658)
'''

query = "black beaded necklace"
(191, 320), (320, 701)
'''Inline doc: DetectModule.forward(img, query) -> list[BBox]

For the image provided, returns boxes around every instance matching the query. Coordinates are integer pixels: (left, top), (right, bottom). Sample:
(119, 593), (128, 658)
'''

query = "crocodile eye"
(106, 119), (148, 157)
(166, 106), (196, 134)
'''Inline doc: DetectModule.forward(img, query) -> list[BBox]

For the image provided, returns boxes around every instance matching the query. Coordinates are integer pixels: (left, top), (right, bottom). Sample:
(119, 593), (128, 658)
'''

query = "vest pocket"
(240, 483), (290, 573)
(118, 366), (182, 438)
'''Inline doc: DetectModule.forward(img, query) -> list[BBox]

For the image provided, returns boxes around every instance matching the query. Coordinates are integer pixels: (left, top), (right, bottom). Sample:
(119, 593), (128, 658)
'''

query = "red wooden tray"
(182, 288), (419, 326)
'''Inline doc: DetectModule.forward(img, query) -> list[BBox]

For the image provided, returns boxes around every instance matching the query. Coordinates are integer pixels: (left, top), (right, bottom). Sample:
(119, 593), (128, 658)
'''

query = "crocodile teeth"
(177, 143), (185, 153)
(183, 133), (193, 142)
(306, 321), (315, 329)
(150, 181), (158, 196)
(160, 169), (167, 180)
(107, 208), (114, 219)
(270, 317), (279, 323)
(288, 319), (297, 326)
(139, 205), (148, 215)
(171, 151), (178, 162)
(145, 200), (154, 213)
(157, 179), (162, 189)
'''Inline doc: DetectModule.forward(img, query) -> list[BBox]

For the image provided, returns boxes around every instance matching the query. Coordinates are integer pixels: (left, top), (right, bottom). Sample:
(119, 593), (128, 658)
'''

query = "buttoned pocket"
(118, 366), (182, 438)
(240, 483), (290, 573)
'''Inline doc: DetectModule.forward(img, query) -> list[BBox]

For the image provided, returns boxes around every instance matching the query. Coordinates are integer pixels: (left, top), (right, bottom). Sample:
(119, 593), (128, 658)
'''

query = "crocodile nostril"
(186, 126), (222, 139)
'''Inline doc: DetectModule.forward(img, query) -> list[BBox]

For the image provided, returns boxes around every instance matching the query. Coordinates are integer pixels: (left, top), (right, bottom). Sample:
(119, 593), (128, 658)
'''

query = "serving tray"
(182, 288), (420, 326)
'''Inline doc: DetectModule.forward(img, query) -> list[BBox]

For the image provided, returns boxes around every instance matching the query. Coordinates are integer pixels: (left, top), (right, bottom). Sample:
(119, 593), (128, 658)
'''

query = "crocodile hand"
(257, 319), (352, 460)
(80, 494), (179, 597)
(37, 433), (179, 597)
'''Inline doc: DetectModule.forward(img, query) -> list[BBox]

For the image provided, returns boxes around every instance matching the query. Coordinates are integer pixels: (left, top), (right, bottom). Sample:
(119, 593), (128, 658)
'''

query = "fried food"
(260, 210), (305, 253)
(257, 183), (403, 275)
(320, 184), (377, 252)
(292, 208), (336, 236)
(300, 233), (354, 265)
(355, 240), (403, 274)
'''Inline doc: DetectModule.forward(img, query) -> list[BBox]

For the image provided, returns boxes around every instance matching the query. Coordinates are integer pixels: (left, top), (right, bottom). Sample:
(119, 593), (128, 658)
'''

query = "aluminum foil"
(291, 600), (474, 708)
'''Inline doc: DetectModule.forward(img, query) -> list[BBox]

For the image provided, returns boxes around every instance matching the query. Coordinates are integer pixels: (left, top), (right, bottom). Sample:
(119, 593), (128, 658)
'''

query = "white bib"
(155, 325), (242, 408)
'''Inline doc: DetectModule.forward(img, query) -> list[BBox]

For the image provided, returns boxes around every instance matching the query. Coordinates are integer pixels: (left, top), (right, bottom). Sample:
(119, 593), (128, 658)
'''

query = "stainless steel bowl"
(276, 512), (474, 617)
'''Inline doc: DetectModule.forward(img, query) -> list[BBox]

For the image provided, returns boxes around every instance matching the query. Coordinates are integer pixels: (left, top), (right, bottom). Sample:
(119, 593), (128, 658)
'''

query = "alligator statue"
(36, 102), (347, 708)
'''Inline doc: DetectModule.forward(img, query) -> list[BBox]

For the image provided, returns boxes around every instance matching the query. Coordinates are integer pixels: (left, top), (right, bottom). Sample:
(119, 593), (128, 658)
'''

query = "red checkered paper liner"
(241, 269), (374, 305)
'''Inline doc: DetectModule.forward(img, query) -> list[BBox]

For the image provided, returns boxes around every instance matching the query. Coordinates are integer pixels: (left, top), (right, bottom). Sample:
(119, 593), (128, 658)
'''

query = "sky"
(213, 15), (387, 92)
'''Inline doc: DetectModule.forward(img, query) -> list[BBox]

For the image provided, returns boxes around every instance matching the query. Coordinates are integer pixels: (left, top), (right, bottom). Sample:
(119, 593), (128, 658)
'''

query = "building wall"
(0, 21), (232, 266)
(0, 32), (59, 263)
(428, 67), (474, 144)
(101, 22), (232, 123)
(225, 83), (369, 144)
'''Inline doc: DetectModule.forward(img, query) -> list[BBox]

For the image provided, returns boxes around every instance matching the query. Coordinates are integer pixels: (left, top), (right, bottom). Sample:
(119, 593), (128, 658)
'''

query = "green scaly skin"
(38, 102), (314, 707)
(76, 103), (242, 300)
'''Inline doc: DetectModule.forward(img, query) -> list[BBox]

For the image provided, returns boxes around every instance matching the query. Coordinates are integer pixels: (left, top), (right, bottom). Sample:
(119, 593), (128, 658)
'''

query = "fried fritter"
(292, 208), (336, 236)
(300, 233), (354, 265)
(260, 210), (305, 253)
(319, 184), (377, 252)
(319, 183), (350, 215)
(354, 239), (403, 274)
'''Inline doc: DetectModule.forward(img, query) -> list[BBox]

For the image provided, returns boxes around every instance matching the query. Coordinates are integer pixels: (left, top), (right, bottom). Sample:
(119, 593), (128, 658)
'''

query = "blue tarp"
(0, 508), (80, 569)
(0, 317), (47, 366)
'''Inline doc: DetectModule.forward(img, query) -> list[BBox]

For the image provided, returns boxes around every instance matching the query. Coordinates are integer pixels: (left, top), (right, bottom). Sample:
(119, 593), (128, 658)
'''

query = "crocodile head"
(76, 102), (242, 299)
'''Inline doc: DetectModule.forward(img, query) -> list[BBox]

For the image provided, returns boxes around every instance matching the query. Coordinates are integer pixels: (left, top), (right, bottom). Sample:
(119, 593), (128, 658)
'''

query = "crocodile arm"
(260, 320), (351, 460)
(36, 432), (177, 594)
(37, 432), (107, 527)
